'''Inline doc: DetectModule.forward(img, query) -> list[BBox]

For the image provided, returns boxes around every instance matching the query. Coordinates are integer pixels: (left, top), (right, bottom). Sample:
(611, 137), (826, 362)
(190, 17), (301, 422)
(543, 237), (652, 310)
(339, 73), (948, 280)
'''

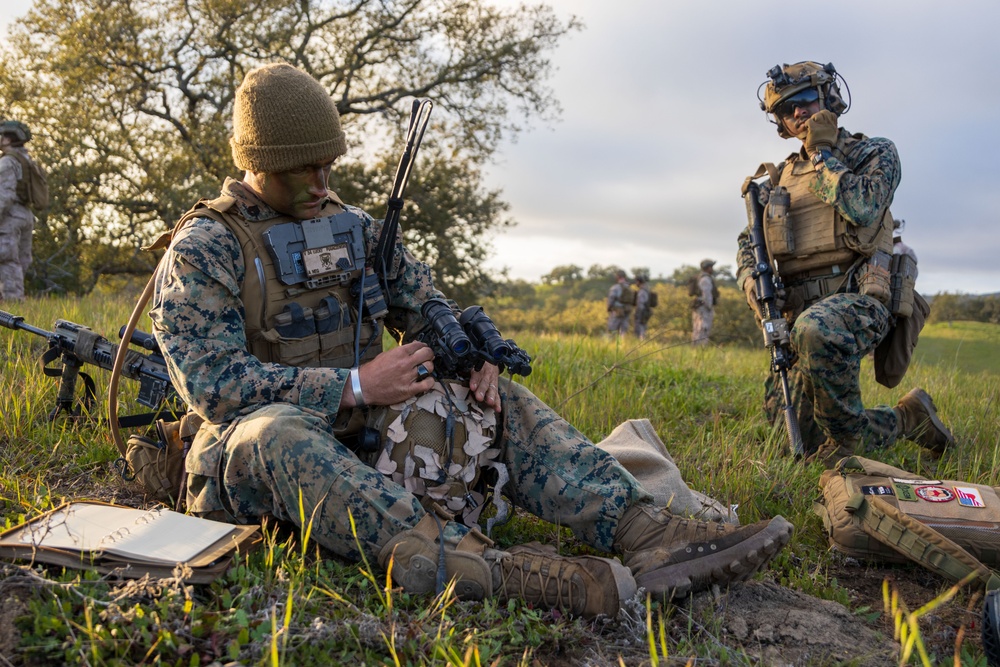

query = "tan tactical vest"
(764, 132), (894, 283)
(172, 193), (384, 370)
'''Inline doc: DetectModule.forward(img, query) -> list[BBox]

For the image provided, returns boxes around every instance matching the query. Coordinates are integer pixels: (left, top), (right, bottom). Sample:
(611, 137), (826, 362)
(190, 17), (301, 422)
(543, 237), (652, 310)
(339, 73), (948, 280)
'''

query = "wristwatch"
(811, 148), (831, 168)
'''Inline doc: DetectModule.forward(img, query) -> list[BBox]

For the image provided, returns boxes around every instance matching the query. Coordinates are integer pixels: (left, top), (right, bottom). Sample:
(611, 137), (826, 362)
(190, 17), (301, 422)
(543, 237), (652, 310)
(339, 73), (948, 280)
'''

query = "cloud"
(484, 0), (1000, 294)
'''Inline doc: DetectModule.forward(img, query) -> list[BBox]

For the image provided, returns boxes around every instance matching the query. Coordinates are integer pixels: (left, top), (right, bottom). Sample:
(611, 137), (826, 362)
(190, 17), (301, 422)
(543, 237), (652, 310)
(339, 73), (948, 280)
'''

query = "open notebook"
(0, 501), (259, 583)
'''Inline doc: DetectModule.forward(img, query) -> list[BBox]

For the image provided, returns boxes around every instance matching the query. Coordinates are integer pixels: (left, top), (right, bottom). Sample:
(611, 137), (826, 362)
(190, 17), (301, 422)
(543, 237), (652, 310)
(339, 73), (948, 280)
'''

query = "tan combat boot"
(613, 504), (793, 600)
(379, 514), (636, 618)
(894, 388), (954, 455)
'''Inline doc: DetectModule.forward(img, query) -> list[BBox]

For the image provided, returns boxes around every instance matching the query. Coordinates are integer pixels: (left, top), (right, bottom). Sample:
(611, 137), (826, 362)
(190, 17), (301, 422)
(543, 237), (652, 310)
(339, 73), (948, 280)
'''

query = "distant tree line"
(927, 293), (1000, 325)
(483, 266), (1000, 342)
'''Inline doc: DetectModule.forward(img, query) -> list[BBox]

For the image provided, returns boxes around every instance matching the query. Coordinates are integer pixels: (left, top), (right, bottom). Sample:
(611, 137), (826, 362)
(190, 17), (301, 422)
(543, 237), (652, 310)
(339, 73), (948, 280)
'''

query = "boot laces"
(497, 552), (582, 612)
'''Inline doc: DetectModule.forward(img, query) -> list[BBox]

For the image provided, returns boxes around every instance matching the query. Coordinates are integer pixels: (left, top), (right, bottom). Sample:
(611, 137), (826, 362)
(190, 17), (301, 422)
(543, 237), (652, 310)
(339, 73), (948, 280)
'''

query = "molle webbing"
(169, 195), (383, 368)
(847, 493), (1000, 591)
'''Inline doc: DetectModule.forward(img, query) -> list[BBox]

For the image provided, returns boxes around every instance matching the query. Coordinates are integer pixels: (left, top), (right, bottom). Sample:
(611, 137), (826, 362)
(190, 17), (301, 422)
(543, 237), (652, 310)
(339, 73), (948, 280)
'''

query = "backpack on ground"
(814, 456), (1000, 591)
(2, 148), (49, 216)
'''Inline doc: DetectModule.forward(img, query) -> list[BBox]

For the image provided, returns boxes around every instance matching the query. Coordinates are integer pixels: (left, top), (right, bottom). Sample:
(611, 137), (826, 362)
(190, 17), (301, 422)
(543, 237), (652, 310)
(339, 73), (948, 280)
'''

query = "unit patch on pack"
(915, 485), (955, 503)
(893, 477), (940, 486)
(892, 482), (919, 502)
(861, 485), (895, 496)
(954, 486), (986, 508)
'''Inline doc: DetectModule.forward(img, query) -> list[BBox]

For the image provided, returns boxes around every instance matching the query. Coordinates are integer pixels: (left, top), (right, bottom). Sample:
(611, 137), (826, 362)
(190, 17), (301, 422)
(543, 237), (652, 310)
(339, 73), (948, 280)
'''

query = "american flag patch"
(954, 486), (986, 508)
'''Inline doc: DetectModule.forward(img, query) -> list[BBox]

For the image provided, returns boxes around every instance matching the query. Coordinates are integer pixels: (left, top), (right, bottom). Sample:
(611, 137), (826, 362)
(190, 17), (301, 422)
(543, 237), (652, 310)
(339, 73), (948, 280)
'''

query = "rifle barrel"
(0, 309), (51, 339)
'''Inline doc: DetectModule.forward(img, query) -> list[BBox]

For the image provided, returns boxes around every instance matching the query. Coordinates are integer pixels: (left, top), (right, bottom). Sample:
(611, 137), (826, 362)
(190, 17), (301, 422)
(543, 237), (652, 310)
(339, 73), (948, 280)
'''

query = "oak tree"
(0, 0), (579, 296)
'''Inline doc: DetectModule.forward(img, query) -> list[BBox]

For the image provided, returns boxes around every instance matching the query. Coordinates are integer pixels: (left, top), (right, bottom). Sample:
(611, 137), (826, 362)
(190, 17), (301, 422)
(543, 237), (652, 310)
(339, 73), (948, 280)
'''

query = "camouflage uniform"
(606, 281), (631, 335)
(737, 130), (902, 454)
(151, 180), (651, 561)
(0, 147), (35, 301)
(633, 284), (651, 338)
(691, 272), (715, 346)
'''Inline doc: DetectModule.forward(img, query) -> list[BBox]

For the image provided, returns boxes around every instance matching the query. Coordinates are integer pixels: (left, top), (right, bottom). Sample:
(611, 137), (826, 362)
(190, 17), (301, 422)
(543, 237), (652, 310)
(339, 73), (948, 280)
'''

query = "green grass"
(913, 321), (1000, 376)
(2, 296), (999, 665)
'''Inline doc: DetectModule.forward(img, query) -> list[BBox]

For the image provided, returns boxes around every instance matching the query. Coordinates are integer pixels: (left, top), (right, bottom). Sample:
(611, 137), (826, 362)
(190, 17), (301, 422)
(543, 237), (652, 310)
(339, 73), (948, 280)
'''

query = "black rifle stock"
(742, 182), (805, 457)
(0, 309), (176, 423)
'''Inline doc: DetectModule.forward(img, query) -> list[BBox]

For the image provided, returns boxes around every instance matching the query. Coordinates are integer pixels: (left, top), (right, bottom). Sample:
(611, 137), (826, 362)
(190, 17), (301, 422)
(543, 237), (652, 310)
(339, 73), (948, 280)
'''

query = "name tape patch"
(861, 485), (895, 496)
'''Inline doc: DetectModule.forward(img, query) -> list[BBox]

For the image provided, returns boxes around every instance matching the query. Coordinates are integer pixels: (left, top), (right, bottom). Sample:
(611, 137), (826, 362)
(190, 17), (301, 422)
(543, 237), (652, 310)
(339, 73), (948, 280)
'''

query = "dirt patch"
(825, 556), (983, 662)
(0, 590), (29, 664)
(694, 581), (896, 666)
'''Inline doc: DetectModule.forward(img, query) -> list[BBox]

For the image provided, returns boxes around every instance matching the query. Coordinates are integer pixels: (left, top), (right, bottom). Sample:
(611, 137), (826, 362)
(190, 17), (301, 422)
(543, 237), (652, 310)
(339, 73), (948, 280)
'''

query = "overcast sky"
(4, 0), (997, 294)
(479, 0), (999, 294)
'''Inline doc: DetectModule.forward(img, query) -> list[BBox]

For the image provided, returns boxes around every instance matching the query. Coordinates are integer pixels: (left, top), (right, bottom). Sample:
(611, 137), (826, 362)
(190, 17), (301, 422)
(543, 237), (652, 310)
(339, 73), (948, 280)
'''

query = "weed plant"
(0, 293), (998, 665)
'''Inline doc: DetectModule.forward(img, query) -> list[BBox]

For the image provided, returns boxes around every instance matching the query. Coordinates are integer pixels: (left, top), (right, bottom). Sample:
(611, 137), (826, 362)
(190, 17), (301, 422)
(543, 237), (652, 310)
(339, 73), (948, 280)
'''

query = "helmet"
(758, 61), (850, 138)
(0, 120), (31, 144)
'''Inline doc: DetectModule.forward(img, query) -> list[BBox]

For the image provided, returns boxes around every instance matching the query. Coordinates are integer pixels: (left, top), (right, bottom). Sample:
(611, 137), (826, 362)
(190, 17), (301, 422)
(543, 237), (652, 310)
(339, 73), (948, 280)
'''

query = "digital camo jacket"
(150, 179), (444, 426)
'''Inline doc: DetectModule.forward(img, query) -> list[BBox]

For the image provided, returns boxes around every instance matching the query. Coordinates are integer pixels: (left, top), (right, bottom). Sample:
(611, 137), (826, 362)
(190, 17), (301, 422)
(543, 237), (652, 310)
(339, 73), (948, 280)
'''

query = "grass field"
(1, 294), (999, 665)
(913, 321), (1000, 376)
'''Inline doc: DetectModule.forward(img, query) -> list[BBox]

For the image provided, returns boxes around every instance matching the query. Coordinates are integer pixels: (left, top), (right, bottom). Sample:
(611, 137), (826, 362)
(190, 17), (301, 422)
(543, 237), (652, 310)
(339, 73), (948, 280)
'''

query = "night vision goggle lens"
(775, 89), (819, 117)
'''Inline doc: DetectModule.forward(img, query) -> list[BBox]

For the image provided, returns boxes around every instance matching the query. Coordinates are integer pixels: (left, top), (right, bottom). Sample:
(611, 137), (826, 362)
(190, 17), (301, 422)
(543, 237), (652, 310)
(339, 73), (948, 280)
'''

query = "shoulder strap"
(740, 161), (789, 195)
(144, 195), (237, 251)
(846, 491), (1000, 591)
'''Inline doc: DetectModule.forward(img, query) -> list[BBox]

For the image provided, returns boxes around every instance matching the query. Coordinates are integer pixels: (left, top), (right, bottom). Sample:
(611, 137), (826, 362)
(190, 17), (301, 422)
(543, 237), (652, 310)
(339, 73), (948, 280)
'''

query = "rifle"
(344, 99), (433, 368)
(372, 98), (433, 284)
(742, 181), (805, 457)
(0, 309), (178, 425)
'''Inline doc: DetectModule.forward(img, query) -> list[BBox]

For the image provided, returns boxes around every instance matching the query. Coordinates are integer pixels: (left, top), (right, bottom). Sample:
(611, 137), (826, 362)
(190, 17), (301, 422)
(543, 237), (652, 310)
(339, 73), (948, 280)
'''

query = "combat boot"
(496, 542), (636, 618)
(613, 504), (793, 600)
(894, 388), (954, 455)
(379, 514), (636, 618)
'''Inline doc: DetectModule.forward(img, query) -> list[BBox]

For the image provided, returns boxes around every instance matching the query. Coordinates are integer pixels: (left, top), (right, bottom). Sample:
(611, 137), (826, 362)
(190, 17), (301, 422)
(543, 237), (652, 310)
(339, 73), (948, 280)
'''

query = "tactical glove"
(743, 281), (762, 320)
(804, 110), (839, 156)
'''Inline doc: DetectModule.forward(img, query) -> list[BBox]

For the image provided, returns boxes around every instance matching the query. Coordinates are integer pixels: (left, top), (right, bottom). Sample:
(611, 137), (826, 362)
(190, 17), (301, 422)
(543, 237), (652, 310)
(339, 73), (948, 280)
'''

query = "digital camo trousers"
(187, 380), (650, 561)
(691, 306), (713, 346)
(607, 310), (631, 336)
(0, 209), (32, 300)
(763, 293), (899, 454)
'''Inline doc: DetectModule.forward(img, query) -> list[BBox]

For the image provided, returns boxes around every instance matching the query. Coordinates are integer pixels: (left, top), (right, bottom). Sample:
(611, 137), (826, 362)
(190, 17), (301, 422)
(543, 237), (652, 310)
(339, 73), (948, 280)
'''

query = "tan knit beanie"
(230, 63), (347, 173)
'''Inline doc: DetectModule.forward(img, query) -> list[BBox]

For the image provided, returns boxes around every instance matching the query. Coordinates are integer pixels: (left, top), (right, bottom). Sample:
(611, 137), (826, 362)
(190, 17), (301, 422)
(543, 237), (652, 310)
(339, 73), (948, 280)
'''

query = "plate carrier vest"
(172, 192), (384, 370)
(757, 132), (895, 309)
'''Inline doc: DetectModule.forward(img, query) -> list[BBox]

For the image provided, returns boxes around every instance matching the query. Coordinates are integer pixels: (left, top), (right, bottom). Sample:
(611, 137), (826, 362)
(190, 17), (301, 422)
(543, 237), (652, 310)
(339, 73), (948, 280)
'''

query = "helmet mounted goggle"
(772, 88), (820, 118)
(757, 61), (850, 137)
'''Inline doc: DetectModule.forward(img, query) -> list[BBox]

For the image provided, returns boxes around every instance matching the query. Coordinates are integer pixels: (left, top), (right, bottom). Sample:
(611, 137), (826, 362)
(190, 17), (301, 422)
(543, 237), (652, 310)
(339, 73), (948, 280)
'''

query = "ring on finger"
(416, 364), (430, 381)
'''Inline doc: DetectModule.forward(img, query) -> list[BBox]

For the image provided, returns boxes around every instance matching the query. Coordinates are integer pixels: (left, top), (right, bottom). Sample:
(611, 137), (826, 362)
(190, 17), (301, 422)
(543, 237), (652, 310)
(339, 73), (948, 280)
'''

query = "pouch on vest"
(262, 302), (321, 367)
(814, 456), (1000, 591)
(314, 295), (354, 364)
(889, 253), (917, 318)
(857, 250), (892, 307)
(764, 186), (794, 256)
(873, 290), (929, 389)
